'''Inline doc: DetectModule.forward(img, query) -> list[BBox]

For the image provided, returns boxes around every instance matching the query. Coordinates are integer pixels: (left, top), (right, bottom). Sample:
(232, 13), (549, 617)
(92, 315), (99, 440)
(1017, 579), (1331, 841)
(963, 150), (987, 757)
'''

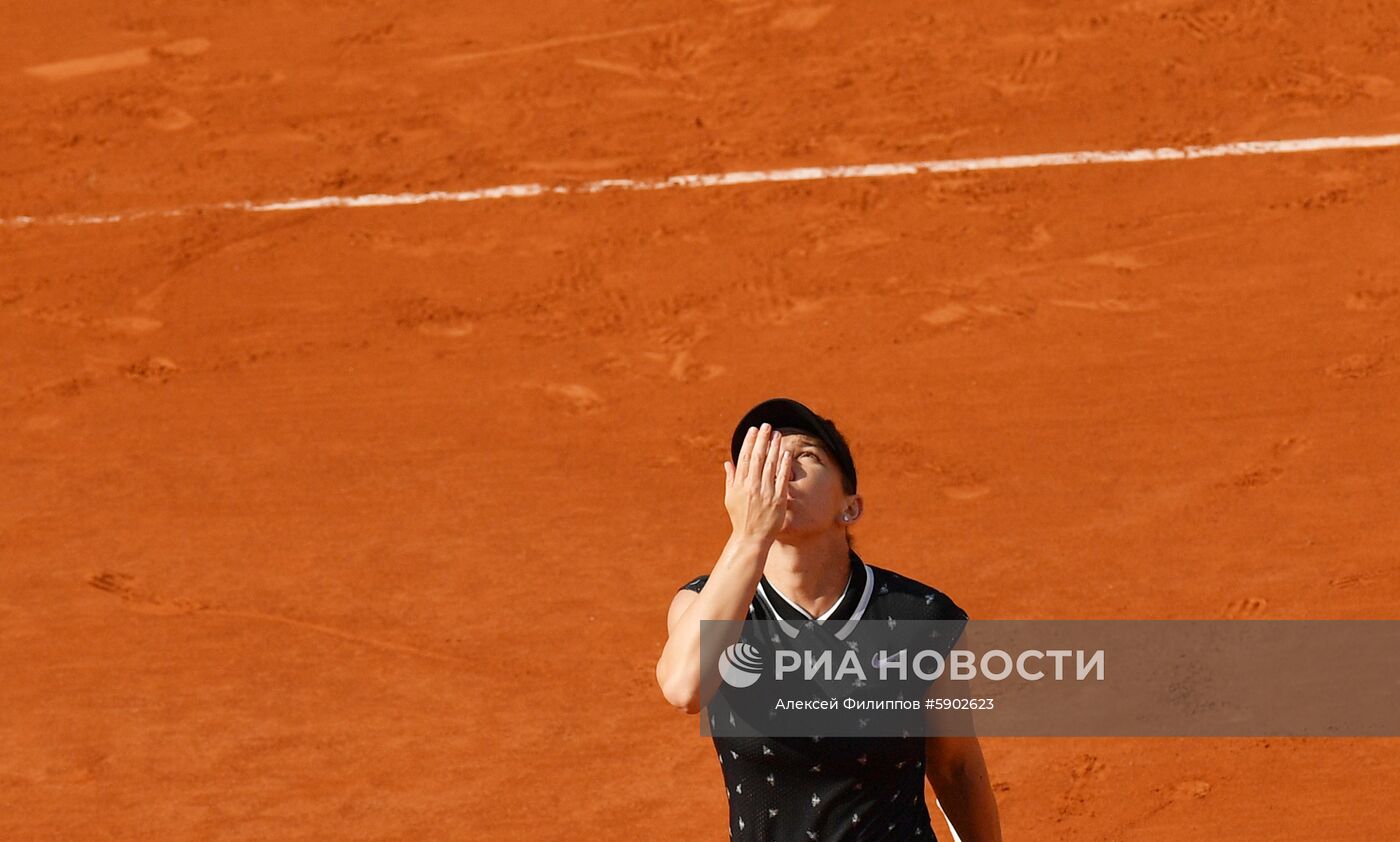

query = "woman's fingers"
(746, 424), (770, 484)
(761, 430), (782, 491)
(734, 425), (757, 481)
(774, 450), (791, 497)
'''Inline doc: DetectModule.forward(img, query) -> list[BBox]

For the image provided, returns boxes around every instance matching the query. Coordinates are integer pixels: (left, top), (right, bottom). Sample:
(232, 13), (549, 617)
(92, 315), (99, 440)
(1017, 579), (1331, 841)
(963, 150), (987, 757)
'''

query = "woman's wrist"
(718, 531), (772, 578)
(727, 530), (773, 553)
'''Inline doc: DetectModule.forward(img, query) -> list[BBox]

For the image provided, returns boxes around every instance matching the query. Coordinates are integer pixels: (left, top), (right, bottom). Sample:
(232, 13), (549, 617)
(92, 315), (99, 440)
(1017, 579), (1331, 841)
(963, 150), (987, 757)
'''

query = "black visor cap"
(729, 398), (857, 493)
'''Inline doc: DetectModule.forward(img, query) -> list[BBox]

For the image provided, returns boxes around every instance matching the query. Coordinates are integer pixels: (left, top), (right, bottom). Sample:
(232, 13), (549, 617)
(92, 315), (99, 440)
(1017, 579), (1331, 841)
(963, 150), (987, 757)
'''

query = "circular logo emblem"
(718, 641), (764, 688)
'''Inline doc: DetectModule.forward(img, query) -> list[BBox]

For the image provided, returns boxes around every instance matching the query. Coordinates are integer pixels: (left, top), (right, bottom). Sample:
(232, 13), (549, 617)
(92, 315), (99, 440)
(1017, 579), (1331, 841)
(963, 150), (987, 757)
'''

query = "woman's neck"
(761, 532), (853, 619)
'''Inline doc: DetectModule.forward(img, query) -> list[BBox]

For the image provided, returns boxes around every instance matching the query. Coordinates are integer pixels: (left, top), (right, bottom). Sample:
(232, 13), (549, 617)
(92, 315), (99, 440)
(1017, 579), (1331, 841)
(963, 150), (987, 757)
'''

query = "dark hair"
(825, 418), (857, 497)
(832, 425), (856, 553)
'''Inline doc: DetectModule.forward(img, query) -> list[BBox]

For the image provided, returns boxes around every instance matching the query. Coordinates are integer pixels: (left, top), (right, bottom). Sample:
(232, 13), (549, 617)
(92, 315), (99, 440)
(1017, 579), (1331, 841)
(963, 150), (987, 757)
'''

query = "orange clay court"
(2, 1), (1398, 839)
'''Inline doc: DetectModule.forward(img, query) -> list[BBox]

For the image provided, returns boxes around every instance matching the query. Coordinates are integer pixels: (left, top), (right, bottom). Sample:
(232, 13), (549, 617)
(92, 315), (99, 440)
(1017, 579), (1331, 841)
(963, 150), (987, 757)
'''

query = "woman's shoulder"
(866, 562), (969, 623)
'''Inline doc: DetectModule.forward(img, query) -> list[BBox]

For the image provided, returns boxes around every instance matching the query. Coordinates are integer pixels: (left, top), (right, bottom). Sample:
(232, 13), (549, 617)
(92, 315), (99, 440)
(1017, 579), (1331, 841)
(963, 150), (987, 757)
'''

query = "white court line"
(4, 132), (1400, 228)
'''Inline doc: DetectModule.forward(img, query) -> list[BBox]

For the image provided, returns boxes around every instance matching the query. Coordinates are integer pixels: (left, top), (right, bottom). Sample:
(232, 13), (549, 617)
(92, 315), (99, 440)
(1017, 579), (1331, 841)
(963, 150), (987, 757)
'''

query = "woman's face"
(775, 427), (853, 537)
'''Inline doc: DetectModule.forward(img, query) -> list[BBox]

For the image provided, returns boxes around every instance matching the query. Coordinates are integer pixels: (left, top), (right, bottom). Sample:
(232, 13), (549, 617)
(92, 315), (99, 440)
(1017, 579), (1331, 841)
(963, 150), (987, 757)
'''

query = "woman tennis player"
(656, 397), (1002, 841)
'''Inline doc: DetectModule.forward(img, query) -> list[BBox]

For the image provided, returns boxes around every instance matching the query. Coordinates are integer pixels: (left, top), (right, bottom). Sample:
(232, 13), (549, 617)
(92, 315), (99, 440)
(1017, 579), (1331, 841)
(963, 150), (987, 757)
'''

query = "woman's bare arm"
(655, 531), (772, 713)
(926, 733), (1001, 842)
(655, 423), (791, 714)
(924, 671), (1003, 841)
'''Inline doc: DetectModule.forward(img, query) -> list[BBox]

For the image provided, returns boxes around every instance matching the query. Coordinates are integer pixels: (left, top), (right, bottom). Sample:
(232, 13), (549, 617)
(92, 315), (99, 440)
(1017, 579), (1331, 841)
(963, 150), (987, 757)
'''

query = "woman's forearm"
(656, 531), (771, 712)
(929, 740), (1003, 842)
